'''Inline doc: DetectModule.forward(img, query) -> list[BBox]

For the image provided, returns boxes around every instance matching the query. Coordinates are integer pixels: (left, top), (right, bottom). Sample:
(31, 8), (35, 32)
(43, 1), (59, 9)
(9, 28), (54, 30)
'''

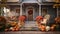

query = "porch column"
(57, 7), (58, 17)
(39, 5), (41, 16)
(20, 4), (22, 16)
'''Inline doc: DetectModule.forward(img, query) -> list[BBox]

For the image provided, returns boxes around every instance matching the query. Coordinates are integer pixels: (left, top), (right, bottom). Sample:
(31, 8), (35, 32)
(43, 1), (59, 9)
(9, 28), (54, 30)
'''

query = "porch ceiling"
(22, 0), (38, 4)
(23, 3), (38, 5)
(22, 3), (39, 7)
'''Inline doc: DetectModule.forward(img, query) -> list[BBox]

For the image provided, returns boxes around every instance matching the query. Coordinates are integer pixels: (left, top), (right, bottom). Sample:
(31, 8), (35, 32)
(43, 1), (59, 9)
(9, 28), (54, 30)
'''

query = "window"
(58, 8), (60, 16)
(41, 8), (47, 17)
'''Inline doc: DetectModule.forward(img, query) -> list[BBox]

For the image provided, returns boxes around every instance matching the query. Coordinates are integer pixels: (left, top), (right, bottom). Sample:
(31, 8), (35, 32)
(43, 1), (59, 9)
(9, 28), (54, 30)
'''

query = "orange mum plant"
(36, 16), (43, 25)
(35, 16), (46, 31)
(18, 15), (26, 27)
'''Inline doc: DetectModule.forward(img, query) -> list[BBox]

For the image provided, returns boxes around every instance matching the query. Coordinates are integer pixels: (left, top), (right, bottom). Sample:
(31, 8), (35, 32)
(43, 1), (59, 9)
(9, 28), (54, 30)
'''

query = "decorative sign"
(54, 0), (60, 3)
(1, 0), (7, 3)
(53, 0), (60, 8)
(53, 4), (60, 8)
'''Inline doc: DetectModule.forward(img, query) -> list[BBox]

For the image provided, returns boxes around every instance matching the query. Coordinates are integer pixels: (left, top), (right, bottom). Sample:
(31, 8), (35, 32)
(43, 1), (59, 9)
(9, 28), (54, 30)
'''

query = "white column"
(20, 4), (22, 16)
(39, 5), (41, 16)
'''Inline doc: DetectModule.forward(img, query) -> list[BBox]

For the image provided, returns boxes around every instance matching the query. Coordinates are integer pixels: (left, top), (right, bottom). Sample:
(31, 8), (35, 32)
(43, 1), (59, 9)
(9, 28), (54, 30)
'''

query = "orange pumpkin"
(12, 28), (15, 31)
(38, 25), (46, 31)
(10, 22), (17, 27)
(5, 29), (9, 31)
(50, 24), (56, 31)
(41, 25), (46, 31)
(13, 24), (20, 31)
(15, 28), (19, 31)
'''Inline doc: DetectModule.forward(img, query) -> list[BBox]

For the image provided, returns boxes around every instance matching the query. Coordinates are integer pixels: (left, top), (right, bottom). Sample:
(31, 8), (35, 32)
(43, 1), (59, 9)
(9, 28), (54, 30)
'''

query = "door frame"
(26, 6), (35, 21)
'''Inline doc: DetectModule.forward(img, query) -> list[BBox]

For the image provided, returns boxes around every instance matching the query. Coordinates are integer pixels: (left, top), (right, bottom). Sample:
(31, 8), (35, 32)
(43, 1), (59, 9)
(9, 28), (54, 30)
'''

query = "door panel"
(28, 9), (33, 21)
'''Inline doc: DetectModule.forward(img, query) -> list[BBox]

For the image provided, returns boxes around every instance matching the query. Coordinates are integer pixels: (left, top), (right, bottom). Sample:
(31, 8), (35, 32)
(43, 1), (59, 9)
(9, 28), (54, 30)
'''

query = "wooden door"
(28, 9), (33, 21)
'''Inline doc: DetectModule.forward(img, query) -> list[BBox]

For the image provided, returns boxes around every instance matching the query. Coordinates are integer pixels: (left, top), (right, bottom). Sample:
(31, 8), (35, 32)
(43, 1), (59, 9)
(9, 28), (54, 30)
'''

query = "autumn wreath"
(28, 10), (33, 15)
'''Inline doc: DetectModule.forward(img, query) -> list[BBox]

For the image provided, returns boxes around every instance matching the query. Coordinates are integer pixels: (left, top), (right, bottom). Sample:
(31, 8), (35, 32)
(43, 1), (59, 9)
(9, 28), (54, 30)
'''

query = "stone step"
(23, 21), (38, 27)
(25, 21), (36, 24)
(20, 21), (38, 30)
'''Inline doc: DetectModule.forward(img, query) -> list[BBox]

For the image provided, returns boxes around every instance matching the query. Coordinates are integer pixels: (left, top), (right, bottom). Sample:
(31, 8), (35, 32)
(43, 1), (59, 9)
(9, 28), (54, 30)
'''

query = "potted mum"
(35, 16), (43, 25)
(18, 15), (26, 27)
(35, 16), (46, 31)
(0, 16), (7, 31)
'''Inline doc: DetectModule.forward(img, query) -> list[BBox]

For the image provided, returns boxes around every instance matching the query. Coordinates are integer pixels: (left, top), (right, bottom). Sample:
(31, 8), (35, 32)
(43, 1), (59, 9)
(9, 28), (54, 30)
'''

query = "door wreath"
(28, 10), (33, 15)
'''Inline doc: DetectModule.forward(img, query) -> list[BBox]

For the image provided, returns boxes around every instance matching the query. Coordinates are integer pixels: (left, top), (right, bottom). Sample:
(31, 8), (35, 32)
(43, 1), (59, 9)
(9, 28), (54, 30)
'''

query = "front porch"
(20, 3), (41, 21)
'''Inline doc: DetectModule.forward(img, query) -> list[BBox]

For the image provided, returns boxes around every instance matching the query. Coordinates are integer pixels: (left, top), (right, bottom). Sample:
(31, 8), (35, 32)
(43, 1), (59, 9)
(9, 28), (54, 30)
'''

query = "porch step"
(20, 21), (38, 30)
(24, 21), (38, 27)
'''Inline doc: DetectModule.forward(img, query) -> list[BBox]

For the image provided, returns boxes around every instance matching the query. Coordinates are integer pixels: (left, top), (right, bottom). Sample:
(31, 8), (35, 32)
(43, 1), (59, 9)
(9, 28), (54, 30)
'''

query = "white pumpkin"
(46, 26), (50, 31)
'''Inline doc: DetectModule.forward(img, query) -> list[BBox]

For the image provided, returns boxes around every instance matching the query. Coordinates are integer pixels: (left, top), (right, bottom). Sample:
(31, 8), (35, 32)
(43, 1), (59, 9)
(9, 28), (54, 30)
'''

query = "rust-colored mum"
(18, 15), (26, 21)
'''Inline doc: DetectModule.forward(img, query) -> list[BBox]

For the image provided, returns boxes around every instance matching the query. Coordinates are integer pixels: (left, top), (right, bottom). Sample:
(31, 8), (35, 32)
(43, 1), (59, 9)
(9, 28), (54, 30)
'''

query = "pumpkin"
(38, 25), (46, 31)
(51, 26), (54, 31)
(12, 28), (15, 31)
(10, 27), (15, 31)
(5, 29), (9, 31)
(46, 26), (50, 31)
(55, 17), (60, 23)
(15, 27), (19, 31)
(10, 22), (17, 27)
(50, 24), (56, 31)
(9, 23), (20, 31)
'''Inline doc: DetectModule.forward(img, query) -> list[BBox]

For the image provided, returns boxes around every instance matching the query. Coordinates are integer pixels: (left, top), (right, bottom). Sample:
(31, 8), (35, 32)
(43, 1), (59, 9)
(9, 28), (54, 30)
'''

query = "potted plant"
(0, 16), (7, 31)
(18, 15), (26, 27)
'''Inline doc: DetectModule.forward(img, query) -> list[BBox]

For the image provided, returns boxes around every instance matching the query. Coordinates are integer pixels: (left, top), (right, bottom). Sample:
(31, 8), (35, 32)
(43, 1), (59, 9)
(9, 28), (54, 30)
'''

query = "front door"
(28, 9), (33, 21)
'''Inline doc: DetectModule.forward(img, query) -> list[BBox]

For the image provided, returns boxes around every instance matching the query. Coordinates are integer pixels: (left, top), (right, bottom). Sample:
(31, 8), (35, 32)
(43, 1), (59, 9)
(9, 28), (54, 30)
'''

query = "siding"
(47, 5), (57, 25)
(42, 5), (57, 26)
